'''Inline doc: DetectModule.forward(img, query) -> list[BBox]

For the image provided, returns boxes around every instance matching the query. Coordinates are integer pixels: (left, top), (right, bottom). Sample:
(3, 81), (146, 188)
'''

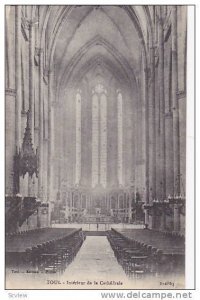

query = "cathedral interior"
(5, 5), (187, 289)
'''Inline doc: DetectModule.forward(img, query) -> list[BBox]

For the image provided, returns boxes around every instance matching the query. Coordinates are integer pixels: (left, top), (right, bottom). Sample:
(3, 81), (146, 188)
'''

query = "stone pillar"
(158, 9), (166, 200)
(174, 204), (180, 231)
(160, 209), (166, 231)
(47, 70), (55, 225)
(155, 62), (161, 200)
(6, 89), (16, 194)
(15, 6), (22, 151)
(86, 194), (88, 210)
(144, 66), (149, 225)
(28, 21), (35, 143)
(172, 6), (180, 195)
(26, 20), (36, 199)
(80, 193), (83, 211)
(70, 191), (73, 220)
(128, 193), (132, 223)
(38, 49), (44, 200)
(51, 103), (55, 200)
(108, 194), (110, 211)
(149, 207), (156, 229)
(57, 104), (63, 195)
(5, 6), (15, 91)
(144, 209), (149, 226)
(148, 45), (156, 204)
(43, 139), (48, 202)
(164, 19), (174, 198)
(116, 195), (118, 215)
(6, 7), (16, 195)
(107, 80), (118, 187)
(165, 112), (174, 196)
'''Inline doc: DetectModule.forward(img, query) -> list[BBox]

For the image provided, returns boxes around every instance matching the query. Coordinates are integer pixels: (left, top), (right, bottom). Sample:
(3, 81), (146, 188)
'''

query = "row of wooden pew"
(107, 229), (185, 278)
(6, 228), (86, 274)
(107, 230), (153, 278)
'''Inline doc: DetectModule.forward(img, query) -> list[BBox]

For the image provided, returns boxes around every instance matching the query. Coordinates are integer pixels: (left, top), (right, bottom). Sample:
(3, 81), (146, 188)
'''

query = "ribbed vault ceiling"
(56, 6), (141, 91)
(45, 6), (144, 96)
(37, 5), (153, 99)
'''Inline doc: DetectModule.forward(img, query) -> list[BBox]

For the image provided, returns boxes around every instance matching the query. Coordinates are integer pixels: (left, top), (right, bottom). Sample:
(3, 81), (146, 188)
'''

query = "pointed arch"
(58, 35), (136, 100)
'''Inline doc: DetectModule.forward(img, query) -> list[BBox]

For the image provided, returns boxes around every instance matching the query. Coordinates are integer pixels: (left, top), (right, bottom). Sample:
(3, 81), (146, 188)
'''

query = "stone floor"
(62, 236), (127, 283)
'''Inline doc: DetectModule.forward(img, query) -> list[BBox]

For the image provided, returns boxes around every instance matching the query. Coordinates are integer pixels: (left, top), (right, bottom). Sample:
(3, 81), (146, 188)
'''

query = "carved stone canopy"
(19, 111), (38, 178)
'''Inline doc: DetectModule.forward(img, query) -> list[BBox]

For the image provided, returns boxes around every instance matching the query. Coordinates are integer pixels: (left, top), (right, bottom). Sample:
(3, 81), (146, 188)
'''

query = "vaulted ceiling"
(53, 6), (141, 89)
(37, 5), (154, 100)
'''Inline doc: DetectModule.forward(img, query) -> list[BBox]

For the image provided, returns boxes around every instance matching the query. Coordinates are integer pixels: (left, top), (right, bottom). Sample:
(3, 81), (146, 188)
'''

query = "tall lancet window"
(92, 93), (99, 187)
(117, 90), (123, 185)
(75, 89), (81, 185)
(100, 93), (107, 187)
(92, 84), (107, 188)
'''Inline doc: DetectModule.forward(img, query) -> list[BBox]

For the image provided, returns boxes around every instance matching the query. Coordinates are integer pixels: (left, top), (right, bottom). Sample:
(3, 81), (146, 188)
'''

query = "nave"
(5, 5), (187, 289)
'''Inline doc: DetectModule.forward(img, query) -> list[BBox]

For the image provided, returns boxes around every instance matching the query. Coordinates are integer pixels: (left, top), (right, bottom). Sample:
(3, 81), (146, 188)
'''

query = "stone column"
(144, 66), (149, 225)
(15, 6), (22, 151)
(80, 193), (82, 211)
(27, 19), (36, 198)
(51, 102), (56, 199)
(116, 194), (119, 216)
(42, 81), (47, 202)
(128, 193), (132, 223)
(155, 62), (161, 200)
(148, 46), (156, 203)
(107, 80), (118, 187)
(28, 21), (35, 142)
(47, 71), (54, 199)
(38, 49), (44, 200)
(164, 21), (174, 198)
(160, 209), (166, 231)
(107, 194), (110, 212)
(172, 6), (180, 195)
(70, 191), (73, 220)
(85, 194), (87, 212)
(144, 209), (149, 227)
(42, 138), (48, 202)
(6, 7), (16, 195)
(58, 104), (63, 195)
(47, 70), (55, 225)
(149, 207), (156, 229)
(6, 89), (16, 194)
(165, 112), (174, 196)
(174, 204), (180, 231)
(158, 9), (166, 201)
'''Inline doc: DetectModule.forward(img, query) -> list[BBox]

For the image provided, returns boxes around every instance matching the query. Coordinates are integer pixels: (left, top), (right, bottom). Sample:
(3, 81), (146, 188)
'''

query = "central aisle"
(60, 236), (184, 289)
(61, 236), (129, 287)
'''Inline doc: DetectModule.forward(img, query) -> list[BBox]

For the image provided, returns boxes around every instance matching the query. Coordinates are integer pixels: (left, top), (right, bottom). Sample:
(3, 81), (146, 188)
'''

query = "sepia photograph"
(5, 4), (190, 290)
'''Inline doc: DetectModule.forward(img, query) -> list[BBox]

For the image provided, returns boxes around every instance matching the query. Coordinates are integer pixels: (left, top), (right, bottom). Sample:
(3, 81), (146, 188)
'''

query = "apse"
(52, 5), (143, 198)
